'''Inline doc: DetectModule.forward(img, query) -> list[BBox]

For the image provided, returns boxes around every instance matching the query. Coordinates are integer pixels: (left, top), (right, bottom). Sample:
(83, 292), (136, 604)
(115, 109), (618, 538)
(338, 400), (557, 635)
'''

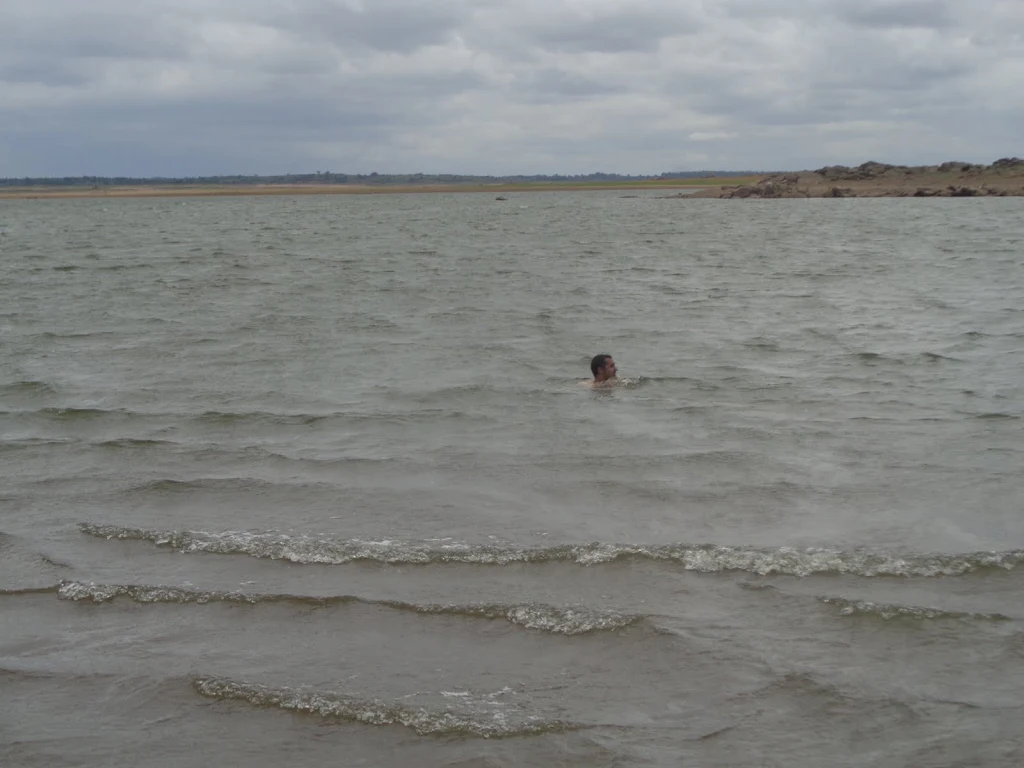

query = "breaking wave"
(56, 580), (639, 635)
(190, 675), (580, 738)
(819, 596), (1012, 622)
(79, 523), (1024, 577)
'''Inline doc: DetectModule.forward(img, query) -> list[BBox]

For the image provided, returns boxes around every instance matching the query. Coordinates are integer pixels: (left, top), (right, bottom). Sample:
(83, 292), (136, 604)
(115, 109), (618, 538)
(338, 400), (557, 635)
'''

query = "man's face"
(601, 357), (617, 379)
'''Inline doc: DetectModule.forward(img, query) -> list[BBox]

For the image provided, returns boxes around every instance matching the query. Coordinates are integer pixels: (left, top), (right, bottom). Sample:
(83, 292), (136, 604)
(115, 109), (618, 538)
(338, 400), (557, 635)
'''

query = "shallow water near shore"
(2, 192), (1023, 767)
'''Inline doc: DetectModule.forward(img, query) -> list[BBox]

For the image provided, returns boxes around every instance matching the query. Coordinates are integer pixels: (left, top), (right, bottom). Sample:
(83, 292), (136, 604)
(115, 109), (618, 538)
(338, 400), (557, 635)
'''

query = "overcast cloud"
(1, 0), (1021, 176)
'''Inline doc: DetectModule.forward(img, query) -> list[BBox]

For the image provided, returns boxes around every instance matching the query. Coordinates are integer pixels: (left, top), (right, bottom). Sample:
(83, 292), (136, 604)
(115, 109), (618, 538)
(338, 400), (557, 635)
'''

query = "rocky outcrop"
(992, 157), (1024, 170)
(937, 162), (978, 173)
(815, 161), (903, 181)
(716, 174), (809, 199)
(686, 158), (1024, 199)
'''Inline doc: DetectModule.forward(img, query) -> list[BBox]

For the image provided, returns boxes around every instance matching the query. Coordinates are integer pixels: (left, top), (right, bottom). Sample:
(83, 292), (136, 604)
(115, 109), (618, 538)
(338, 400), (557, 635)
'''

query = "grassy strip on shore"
(0, 177), (761, 200)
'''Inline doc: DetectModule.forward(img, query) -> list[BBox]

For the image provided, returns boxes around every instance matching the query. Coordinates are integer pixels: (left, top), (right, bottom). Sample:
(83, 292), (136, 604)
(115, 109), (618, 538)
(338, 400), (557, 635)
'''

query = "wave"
(189, 409), (479, 427)
(189, 675), (580, 738)
(851, 351), (963, 366)
(819, 596), (1012, 622)
(3, 406), (490, 430)
(193, 410), (331, 426)
(56, 580), (639, 635)
(853, 352), (900, 365)
(737, 671), (922, 716)
(91, 438), (179, 449)
(103, 443), (391, 468)
(0, 532), (71, 571)
(122, 478), (299, 495)
(0, 380), (57, 397)
(78, 524), (1024, 577)
(742, 338), (782, 352)
(35, 330), (119, 339)
(95, 263), (155, 272)
(0, 437), (78, 453)
(612, 376), (647, 388)
(2, 406), (332, 426)
(30, 407), (123, 420)
(0, 666), (104, 684)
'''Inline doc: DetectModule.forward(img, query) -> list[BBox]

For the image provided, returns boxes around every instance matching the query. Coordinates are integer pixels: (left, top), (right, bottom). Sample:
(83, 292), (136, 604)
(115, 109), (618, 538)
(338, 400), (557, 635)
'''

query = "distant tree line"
(0, 170), (762, 187)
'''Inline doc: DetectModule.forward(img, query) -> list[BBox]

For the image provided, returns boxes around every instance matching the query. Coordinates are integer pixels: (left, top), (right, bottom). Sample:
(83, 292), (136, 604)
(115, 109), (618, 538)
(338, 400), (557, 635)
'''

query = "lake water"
(1, 191), (1023, 767)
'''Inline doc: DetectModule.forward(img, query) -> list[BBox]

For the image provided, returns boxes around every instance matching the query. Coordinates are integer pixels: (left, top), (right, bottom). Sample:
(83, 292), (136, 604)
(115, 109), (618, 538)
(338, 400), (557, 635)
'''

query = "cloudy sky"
(1, 0), (1021, 176)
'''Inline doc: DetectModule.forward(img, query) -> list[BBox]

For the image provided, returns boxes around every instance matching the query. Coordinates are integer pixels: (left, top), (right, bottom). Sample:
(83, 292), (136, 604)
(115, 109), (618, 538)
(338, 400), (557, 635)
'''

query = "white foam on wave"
(56, 580), (259, 605)
(190, 675), (579, 738)
(79, 523), (1024, 577)
(819, 596), (1012, 622)
(56, 579), (640, 635)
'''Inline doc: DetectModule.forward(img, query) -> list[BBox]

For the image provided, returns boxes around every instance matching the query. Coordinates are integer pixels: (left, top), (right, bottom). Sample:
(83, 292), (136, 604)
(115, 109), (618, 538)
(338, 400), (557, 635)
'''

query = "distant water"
(2, 192), (1023, 767)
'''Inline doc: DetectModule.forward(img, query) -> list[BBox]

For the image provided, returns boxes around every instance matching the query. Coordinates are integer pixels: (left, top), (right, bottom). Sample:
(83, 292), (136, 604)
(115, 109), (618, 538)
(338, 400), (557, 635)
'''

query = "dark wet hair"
(590, 354), (612, 377)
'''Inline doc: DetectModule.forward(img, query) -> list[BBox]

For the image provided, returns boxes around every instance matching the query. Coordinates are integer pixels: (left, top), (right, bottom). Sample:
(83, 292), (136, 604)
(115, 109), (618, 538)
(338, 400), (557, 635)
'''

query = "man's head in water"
(590, 354), (617, 383)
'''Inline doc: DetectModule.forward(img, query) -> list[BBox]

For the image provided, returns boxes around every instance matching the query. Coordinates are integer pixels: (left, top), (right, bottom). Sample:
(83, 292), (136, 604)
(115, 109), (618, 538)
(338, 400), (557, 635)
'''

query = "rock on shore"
(682, 158), (1024, 199)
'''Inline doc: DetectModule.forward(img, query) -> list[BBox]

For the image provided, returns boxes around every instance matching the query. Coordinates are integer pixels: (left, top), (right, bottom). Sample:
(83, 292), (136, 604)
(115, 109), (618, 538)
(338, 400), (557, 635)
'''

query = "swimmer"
(580, 353), (618, 388)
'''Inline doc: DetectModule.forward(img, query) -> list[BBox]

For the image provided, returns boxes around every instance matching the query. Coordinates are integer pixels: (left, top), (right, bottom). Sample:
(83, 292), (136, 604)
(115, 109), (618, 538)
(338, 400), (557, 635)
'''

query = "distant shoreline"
(0, 178), (756, 201)
(6, 160), (1021, 200)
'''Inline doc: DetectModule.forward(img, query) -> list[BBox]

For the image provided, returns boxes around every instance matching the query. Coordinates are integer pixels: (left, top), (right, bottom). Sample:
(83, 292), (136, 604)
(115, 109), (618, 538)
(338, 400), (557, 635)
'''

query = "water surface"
(1, 192), (1022, 766)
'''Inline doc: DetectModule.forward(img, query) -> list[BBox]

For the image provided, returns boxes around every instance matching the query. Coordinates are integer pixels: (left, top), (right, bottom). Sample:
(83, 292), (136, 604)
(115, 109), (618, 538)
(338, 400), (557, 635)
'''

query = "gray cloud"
(0, 5), (190, 60)
(0, 61), (92, 88)
(530, 8), (703, 53)
(836, 0), (953, 30)
(517, 69), (627, 103)
(263, 0), (467, 53)
(0, 0), (1020, 175)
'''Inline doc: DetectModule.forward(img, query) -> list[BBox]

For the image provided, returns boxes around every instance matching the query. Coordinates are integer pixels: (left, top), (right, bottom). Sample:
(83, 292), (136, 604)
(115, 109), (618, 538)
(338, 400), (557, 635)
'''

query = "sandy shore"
(0, 178), (755, 200)
(677, 159), (1024, 199)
